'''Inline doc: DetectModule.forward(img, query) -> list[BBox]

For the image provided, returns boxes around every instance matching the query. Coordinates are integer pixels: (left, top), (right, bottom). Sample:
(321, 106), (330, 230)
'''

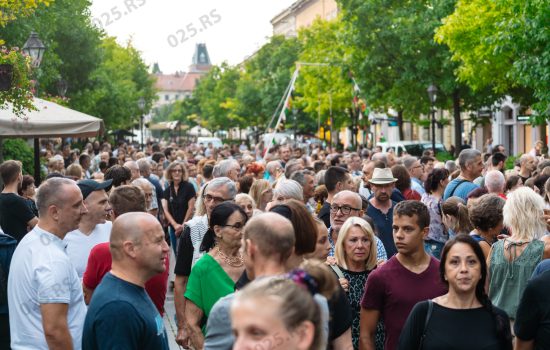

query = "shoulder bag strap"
(329, 264), (345, 280)
(418, 300), (434, 350)
(448, 179), (469, 198)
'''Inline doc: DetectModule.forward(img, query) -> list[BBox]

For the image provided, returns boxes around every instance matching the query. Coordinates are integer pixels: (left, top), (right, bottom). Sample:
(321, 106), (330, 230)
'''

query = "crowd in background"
(0, 136), (550, 350)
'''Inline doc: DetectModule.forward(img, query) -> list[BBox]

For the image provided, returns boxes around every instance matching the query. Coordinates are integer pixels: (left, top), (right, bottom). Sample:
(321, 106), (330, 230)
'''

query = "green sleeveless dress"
(488, 239), (544, 318)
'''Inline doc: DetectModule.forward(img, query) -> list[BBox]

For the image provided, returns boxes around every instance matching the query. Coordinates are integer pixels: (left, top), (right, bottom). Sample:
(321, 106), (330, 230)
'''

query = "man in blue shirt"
(443, 149), (484, 201)
(83, 212), (170, 350)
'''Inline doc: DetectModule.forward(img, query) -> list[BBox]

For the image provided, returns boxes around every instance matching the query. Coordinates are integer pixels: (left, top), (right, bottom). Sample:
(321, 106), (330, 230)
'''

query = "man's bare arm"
(359, 308), (380, 350)
(41, 303), (73, 350)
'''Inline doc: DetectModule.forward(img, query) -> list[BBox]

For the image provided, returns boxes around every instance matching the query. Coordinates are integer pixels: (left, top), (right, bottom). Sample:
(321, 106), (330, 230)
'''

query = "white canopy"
(0, 98), (104, 138)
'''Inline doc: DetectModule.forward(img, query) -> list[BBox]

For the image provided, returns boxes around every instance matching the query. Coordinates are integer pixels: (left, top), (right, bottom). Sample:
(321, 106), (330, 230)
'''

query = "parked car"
(197, 137), (223, 149)
(377, 141), (447, 157)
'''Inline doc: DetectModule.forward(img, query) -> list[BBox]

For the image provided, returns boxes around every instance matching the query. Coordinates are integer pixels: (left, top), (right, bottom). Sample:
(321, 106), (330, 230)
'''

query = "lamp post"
(293, 107), (298, 147)
(427, 84), (438, 156)
(138, 97), (145, 150)
(22, 32), (46, 185)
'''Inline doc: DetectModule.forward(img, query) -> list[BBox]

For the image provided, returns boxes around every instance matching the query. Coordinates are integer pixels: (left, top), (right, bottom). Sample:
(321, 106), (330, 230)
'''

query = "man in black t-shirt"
(515, 269), (550, 350)
(0, 161), (37, 242)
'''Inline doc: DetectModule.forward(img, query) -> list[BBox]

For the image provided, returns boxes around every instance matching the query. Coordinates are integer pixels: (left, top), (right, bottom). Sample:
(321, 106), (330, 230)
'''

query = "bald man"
(82, 213), (169, 350)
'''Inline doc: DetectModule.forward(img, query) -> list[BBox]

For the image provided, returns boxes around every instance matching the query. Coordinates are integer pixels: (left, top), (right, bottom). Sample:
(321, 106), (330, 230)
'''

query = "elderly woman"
(249, 179), (273, 212)
(162, 162), (196, 254)
(185, 202), (248, 349)
(132, 178), (158, 216)
(488, 187), (550, 321)
(268, 179), (303, 209)
(235, 193), (256, 219)
(333, 217), (380, 350)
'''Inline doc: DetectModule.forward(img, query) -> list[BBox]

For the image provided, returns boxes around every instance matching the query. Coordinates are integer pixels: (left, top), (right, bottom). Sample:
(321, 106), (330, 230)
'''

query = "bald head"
(110, 212), (161, 261)
(333, 190), (362, 209)
(244, 212), (295, 264)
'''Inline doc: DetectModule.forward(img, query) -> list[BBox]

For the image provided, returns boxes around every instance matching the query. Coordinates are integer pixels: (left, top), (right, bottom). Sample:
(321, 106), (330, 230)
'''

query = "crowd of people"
(0, 137), (549, 350)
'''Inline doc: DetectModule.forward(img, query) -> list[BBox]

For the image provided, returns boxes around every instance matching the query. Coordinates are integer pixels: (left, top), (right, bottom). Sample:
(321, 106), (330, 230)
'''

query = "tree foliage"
(435, 0), (549, 116)
(0, 0), (51, 28)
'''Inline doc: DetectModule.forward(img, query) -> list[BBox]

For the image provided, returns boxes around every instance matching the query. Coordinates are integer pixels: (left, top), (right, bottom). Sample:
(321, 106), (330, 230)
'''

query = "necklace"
(215, 246), (244, 267)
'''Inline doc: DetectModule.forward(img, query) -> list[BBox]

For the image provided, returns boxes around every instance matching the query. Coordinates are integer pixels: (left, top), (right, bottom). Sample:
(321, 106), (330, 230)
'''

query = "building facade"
(271, 0), (338, 37)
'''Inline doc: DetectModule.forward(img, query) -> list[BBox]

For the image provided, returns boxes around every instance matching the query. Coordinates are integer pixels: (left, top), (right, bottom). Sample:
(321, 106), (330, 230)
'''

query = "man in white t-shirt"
(64, 179), (113, 278)
(8, 178), (88, 349)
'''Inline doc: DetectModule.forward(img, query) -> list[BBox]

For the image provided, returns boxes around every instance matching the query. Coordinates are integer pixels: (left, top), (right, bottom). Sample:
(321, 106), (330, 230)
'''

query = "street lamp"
(427, 84), (438, 156)
(138, 97), (146, 150)
(22, 32), (47, 69)
(293, 107), (298, 147)
(22, 32), (46, 186)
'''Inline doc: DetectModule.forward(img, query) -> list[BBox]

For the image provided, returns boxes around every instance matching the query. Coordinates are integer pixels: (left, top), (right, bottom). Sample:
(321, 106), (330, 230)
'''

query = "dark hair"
(99, 161), (108, 172)
(152, 152), (165, 164)
(394, 200), (430, 230)
(20, 175), (35, 193)
(313, 161), (326, 173)
(238, 175), (255, 194)
(505, 175), (521, 192)
(330, 155), (342, 167)
(390, 165), (411, 193)
(108, 157), (118, 168)
(0, 160), (22, 184)
(491, 153), (506, 167)
(270, 199), (317, 255)
(467, 186), (488, 200)
(203, 164), (214, 179)
(534, 174), (549, 196)
(164, 147), (174, 158)
(439, 235), (512, 349)
(420, 156), (435, 165)
(104, 165), (132, 187)
(424, 168), (449, 194)
(468, 194), (505, 232)
(324, 166), (349, 192)
(200, 202), (248, 252)
(79, 154), (90, 165)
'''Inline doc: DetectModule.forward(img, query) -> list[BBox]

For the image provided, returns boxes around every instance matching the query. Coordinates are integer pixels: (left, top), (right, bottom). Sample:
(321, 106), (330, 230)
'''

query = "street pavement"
(164, 286), (182, 350)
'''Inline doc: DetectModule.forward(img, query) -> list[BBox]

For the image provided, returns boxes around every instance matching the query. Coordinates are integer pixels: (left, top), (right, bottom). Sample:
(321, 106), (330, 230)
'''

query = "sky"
(90, 0), (297, 74)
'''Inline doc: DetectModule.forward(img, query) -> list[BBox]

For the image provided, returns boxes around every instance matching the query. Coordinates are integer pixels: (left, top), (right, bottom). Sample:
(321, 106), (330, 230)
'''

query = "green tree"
(435, 0), (547, 116)
(0, 0), (51, 28)
(70, 37), (156, 130)
(338, 0), (497, 152)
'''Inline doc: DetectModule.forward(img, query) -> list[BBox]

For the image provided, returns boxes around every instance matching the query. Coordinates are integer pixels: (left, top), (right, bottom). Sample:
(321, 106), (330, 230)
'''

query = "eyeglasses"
(223, 223), (245, 231)
(203, 193), (233, 203)
(171, 169), (183, 173)
(330, 204), (361, 215)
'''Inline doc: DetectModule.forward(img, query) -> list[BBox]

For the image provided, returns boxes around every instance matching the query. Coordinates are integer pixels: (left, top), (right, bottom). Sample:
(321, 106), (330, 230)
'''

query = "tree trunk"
(453, 89), (462, 156)
(397, 110), (404, 140)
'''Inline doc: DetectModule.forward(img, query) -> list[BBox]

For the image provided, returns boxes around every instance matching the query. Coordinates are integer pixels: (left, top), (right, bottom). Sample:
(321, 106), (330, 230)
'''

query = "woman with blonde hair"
(333, 217), (379, 350)
(488, 186), (550, 320)
(249, 179), (273, 212)
(235, 193), (256, 219)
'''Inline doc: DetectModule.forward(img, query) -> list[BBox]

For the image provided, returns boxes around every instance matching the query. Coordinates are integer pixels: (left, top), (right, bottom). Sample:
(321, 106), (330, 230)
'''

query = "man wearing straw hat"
(365, 168), (399, 257)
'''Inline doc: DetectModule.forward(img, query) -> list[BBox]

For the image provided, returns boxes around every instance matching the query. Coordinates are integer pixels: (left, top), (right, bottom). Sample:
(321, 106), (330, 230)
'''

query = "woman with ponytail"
(231, 260), (338, 350)
(398, 235), (512, 350)
(441, 196), (473, 237)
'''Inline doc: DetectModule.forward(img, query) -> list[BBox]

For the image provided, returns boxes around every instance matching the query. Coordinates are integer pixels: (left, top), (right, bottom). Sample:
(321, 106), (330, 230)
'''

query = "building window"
(165, 95), (169, 101)
(175, 94), (180, 100)
(503, 107), (513, 120)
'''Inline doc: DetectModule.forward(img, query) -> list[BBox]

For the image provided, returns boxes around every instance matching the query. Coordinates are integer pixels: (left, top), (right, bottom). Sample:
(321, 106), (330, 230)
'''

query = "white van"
(197, 137), (223, 149)
(377, 141), (447, 157)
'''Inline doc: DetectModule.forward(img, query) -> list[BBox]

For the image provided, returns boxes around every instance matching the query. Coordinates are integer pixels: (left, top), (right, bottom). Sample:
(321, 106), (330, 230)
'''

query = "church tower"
(188, 43), (212, 73)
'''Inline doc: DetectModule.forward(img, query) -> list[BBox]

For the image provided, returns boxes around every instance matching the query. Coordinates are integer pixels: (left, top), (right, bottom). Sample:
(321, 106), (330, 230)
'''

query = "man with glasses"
(328, 190), (387, 261)
(173, 177), (237, 347)
(366, 168), (399, 257)
(403, 156), (425, 195)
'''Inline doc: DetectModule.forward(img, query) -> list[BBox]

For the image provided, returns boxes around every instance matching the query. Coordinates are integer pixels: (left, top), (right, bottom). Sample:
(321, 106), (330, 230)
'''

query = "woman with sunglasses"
(161, 161), (196, 254)
(184, 202), (248, 350)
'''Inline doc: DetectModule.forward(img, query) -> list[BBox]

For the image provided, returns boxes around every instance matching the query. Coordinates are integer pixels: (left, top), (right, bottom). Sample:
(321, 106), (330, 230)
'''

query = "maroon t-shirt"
(360, 255), (447, 350)
(83, 242), (169, 316)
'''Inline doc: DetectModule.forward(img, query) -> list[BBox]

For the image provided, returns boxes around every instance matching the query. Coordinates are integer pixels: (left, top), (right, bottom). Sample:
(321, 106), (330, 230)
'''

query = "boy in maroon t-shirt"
(359, 200), (447, 350)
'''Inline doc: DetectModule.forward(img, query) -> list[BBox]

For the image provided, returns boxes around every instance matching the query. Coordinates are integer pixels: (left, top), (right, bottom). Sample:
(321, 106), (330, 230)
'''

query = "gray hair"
(290, 169), (315, 188)
(315, 169), (326, 185)
(36, 177), (77, 216)
(484, 170), (505, 193)
(137, 158), (151, 175)
(520, 154), (534, 166)
(131, 178), (153, 191)
(213, 159), (239, 178)
(445, 160), (457, 173)
(206, 177), (237, 200)
(123, 160), (138, 171)
(458, 149), (481, 170)
(273, 179), (303, 201)
(402, 156), (418, 170)
(333, 190), (362, 209)
(266, 160), (282, 174)
(284, 159), (304, 179)
(503, 186), (546, 240)
(371, 152), (388, 165)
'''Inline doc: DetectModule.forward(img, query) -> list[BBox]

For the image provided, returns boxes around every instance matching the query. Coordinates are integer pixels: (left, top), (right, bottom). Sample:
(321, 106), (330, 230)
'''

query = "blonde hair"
(503, 186), (546, 240)
(235, 193), (256, 209)
(334, 217), (377, 271)
(249, 179), (272, 210)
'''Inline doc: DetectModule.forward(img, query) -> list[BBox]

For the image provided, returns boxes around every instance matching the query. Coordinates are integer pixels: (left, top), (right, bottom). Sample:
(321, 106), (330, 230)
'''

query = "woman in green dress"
(185, 202), (248, 349)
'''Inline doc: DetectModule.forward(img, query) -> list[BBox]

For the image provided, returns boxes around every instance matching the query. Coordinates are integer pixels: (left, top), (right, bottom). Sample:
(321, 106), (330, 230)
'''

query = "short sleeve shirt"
(64, 221), (112, 278)
(7, 226), (87, 350)
(163, 181), (196, 226)
(0, 193), (36, 242)
(360, 256), (447, 350)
